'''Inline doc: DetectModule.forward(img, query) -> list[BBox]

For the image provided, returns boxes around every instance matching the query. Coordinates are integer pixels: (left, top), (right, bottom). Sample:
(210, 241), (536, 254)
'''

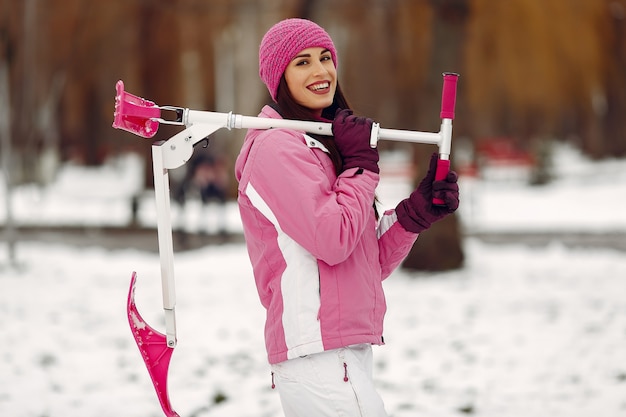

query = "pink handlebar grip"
(112, 80), (161, 138)
(432, 158), (450, 206)
(440, 72), (459, 120)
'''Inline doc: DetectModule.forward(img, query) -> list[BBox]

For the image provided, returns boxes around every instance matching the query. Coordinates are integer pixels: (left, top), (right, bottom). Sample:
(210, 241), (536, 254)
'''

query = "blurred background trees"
(2, 0), (625, 270)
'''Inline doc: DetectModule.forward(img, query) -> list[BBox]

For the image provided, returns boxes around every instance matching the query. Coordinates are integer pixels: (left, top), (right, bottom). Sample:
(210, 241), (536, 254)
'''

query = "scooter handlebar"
(433, 72), (459, 206)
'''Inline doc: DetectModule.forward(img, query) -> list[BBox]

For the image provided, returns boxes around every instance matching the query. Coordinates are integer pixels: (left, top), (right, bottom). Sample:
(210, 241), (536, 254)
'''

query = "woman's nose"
(311, 60), (328, 76)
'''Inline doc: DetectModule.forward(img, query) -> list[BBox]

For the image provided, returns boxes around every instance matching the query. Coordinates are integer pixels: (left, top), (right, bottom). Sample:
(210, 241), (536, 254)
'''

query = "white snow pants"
(270, 344), (388, 417)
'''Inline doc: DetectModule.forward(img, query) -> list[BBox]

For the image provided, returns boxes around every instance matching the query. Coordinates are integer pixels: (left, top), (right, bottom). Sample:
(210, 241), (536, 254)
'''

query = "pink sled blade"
(113, 80), (161, 138)
(127, 272), (180, 417)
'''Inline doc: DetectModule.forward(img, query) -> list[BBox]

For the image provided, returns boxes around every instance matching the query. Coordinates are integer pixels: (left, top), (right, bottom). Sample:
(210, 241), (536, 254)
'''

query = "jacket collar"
(260, 105), (330, 154)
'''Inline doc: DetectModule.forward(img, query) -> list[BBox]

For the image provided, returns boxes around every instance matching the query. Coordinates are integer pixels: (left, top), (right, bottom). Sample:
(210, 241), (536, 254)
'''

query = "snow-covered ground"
(1, 143), (625, 417)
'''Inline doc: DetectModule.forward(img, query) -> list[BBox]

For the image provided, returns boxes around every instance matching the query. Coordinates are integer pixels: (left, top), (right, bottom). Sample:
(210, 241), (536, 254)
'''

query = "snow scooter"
(112, 72), (458, 417)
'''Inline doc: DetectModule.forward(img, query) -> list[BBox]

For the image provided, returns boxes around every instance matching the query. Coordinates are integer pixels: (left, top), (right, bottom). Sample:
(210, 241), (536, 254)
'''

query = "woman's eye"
(295, 59), (309, 66)
(321, 55), (331, 62)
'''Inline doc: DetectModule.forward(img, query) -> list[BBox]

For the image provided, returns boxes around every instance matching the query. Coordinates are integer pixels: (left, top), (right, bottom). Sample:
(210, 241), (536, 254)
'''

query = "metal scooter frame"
(114, 73), (459, 417)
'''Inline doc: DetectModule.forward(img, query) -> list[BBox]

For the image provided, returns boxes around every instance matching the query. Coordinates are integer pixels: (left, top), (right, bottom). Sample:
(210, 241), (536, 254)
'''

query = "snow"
(1, 143), (625, 417)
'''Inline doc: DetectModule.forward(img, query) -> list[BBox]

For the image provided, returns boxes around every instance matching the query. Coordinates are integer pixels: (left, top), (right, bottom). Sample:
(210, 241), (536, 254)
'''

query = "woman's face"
(284, 47), (337, 117)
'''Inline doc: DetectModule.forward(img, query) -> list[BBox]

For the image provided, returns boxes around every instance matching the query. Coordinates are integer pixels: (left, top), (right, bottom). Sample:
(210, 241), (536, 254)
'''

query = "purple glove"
(396, 153), (459, 233)
(331, 109), (379, 174)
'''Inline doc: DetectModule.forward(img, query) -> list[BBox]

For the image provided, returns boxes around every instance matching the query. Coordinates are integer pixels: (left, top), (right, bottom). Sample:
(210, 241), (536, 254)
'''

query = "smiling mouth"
(309, 82), (330, 92)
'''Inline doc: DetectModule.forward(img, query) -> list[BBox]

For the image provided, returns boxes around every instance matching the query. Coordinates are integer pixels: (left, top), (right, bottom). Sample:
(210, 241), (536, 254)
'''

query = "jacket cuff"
(395, 199), (431, 234)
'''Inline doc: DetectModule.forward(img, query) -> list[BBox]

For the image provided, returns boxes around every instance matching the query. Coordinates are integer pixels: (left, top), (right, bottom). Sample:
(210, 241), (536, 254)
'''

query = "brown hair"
(275, 76), (349, 175)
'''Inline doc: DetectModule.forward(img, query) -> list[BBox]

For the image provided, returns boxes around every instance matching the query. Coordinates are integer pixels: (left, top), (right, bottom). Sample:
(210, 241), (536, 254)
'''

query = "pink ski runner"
(127, 272), (180, 417)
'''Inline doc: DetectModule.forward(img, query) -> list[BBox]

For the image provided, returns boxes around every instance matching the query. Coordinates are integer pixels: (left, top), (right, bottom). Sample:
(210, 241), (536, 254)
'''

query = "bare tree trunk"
(1, 57), (17, 266)
(603, 1), (626, 157)
(402, 0), (468, 272)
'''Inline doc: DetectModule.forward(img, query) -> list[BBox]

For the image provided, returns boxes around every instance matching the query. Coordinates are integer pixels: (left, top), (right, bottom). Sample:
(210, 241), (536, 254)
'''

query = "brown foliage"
(5, 0), (625, 164)
(465, 0), (623, 157)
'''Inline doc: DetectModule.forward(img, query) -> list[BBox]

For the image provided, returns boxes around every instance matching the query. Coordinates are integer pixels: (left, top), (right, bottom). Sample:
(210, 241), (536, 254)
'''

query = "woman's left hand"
(395, 153), (459, 233)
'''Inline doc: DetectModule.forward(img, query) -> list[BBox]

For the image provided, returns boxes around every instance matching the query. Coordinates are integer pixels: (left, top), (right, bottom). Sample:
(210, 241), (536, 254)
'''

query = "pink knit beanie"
(259, 18), (338, 102)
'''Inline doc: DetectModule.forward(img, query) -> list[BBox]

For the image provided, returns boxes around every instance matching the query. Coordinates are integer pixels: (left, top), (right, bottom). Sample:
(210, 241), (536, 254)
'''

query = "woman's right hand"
(331, 109), (380, 174)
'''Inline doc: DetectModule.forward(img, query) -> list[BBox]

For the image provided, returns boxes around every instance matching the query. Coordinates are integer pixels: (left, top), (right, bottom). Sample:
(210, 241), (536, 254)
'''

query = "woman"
(234, 18), (459, 416)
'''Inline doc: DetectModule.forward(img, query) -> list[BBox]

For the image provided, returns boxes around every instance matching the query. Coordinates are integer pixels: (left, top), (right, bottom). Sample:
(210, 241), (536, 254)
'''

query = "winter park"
(3, 1), (626, 417)
(2, 143), (626, 417)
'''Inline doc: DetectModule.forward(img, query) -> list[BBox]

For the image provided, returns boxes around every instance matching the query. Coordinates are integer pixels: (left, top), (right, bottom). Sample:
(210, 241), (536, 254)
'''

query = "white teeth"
(310, 82), (329, 91)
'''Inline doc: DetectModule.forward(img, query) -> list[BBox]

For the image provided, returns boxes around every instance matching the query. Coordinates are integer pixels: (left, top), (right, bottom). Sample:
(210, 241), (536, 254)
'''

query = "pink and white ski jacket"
(234, 105), (418, 364)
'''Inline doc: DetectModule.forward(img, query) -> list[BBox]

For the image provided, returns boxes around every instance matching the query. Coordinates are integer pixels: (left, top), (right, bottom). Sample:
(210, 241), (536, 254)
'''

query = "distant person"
(172, 152), (228, 235)
(234, 18), (459, 416)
